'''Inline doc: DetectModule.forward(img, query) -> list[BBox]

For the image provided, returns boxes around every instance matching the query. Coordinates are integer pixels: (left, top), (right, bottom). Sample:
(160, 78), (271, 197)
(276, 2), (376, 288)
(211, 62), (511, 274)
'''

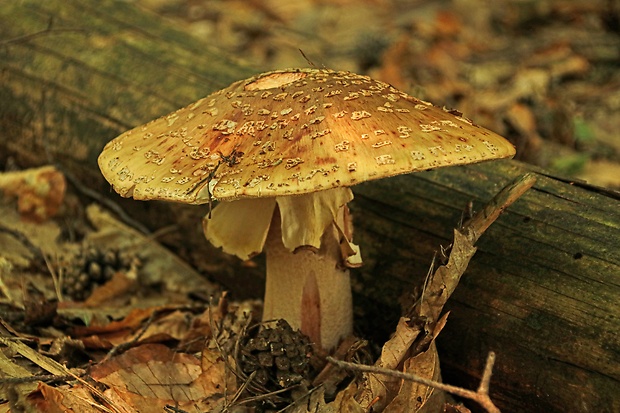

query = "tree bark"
(1, 2), (618, 412)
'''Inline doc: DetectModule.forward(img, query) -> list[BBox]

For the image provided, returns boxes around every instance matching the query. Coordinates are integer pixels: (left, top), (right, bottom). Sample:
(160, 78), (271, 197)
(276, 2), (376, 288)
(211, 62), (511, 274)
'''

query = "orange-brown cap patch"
(98, 68), (515, 203)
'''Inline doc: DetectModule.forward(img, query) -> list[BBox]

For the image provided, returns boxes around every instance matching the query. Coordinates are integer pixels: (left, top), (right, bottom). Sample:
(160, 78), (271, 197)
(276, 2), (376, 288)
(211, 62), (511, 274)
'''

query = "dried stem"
(327, 352), (501, 413)
(0, 20), (86, 47)
(62, 167), (150, 234)
(0, 374), (75, 384)
(463, 173), (537, 242)
(0, 224), (47, 269)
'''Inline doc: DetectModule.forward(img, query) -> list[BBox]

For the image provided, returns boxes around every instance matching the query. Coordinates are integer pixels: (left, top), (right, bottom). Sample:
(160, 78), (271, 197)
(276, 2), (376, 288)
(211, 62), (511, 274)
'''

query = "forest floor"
(0, 1), (618, 412)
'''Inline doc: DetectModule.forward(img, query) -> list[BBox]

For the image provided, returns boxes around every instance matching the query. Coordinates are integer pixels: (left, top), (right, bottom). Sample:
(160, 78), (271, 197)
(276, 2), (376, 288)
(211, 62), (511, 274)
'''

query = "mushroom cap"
(98, 68), (515, 203)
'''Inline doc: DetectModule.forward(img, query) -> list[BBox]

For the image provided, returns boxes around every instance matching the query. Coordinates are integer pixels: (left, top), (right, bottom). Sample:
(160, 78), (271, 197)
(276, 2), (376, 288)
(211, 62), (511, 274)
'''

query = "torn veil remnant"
(98, 68), (515, 350)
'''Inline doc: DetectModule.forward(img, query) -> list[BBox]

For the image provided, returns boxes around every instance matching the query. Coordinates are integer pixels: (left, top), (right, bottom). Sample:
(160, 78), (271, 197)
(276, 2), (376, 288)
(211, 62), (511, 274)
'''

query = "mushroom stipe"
(98, 68), (515, 350)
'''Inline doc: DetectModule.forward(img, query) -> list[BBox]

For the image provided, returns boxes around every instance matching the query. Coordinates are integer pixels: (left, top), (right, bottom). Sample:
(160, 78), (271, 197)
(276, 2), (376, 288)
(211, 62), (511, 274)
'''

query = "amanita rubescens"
(98, 68), (515, 350)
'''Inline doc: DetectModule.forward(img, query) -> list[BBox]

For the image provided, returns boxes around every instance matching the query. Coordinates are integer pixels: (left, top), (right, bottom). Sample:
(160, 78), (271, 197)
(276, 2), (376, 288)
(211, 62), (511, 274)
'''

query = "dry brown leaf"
(79, 334), (115, 351)
(83, 271), (137, 308)
(325, 383), (366, 413)
(505, 102), (543, 161)
(526, 43), (590, 80)
(0, 337), (72, 377)
(434, 10), (462, 38)
(70, 306), (159, 337)
(69, 306), (187, 349)
(178, 308), (219, 353)
(286, 384), (365, 413)
(352, 231), (476, 412)
(342, 175), (535, 412)
(417, 230), (477, 325)
(26, 382), (106, 413)
(72, 306), (210, 350)
(375, 34), (411, 89)
(0, 347), (38, 406)
(506, 103), (538, 138)
(383, 342), (445, 413)
(90, 344), (232, 413)
(132, 309), (194, 343)
(0, 204), (62, 270)
(356, 317), (422, 411)
(0, 338), (111, 413)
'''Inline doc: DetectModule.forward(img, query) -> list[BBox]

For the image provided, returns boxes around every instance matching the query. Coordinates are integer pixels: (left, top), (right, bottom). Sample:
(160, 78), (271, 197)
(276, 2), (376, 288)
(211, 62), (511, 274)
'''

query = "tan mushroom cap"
(98, 68), (515, 203)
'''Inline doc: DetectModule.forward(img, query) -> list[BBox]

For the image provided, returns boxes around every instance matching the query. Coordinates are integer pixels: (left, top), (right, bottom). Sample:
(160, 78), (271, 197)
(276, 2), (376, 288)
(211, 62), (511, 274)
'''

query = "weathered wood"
(1, 2), (618, 412)
(0, 0), (257, 184)
(352, 162), (619, 413)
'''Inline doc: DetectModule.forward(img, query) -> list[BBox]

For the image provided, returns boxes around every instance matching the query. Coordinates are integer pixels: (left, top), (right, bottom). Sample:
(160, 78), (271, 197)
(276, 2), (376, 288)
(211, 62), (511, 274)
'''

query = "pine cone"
(62, 245), (139, 301)
(239, 319), (313, 391)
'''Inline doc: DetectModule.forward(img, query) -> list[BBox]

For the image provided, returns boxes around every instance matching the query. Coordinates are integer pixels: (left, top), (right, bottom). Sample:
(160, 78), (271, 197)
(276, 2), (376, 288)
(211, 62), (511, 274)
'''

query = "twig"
(0, 224), (47, 270)
(477, 352), (496, 399)
(298, 49), (316, 67)
(164, 405), (190, 413)
(327, 352), (501, 413)
(274, 386), (324, 413)
(0, 27), (87, 47)
(463, 173), (537, 242)
(0, 373), (75, 384)
(43, 254), (65, 302)
(100, 309), (158, 363)
(61, 167), (150, 234)
(190, 145), (241, 218)
(231, 383), (297, 407)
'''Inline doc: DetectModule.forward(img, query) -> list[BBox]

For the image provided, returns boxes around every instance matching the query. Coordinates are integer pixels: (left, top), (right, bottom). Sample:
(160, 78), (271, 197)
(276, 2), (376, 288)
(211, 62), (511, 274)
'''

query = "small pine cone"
(239, 320), (312, 391)
(62, 245), (140, 301)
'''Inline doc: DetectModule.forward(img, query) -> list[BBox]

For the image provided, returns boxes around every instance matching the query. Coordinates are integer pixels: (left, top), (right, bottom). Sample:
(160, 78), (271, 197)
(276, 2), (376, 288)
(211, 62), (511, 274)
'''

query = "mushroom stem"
(264, 208), (353, 350)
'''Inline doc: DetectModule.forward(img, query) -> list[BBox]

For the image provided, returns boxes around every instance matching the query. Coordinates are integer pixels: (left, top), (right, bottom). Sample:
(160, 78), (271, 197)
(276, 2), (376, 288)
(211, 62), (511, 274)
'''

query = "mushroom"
(98, 68), (515, 350)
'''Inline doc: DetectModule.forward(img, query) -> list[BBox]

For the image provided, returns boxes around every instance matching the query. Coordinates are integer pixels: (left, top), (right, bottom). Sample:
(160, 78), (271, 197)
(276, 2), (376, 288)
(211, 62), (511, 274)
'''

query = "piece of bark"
(1, 2), (618, 412)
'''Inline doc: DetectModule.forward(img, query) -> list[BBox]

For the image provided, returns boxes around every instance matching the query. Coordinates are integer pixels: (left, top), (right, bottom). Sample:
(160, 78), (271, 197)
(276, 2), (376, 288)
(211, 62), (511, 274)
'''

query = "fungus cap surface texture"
(98, 68), (516, 203)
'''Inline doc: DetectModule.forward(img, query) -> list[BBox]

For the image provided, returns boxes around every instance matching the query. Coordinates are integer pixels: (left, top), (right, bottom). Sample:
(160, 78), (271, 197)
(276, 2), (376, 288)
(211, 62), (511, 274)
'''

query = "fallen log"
(1, 1), (618, 412)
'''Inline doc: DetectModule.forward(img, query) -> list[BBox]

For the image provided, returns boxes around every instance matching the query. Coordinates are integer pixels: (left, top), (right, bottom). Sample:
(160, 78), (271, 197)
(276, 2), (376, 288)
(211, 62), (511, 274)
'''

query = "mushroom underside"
(203, 187), (360, 349)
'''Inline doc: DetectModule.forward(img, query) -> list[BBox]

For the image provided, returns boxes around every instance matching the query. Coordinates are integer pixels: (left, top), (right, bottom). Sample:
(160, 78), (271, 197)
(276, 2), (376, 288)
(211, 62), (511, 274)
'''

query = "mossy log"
(1, 1), (618, 412)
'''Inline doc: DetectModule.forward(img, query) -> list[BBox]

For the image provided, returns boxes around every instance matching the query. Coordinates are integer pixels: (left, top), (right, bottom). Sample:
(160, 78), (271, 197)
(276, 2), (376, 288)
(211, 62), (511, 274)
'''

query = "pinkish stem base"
(263, 210), (353, 350)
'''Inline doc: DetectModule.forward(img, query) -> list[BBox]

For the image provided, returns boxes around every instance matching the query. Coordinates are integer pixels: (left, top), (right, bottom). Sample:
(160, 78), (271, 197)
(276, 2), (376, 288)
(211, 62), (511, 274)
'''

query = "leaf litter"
(0, 162), (534, 413)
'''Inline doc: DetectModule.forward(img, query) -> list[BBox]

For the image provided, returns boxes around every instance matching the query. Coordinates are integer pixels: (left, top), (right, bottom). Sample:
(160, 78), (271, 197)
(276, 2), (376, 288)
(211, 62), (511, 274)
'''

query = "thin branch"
(0, 28), (87, 47)
(477, 352), (496, 395)
(0, 224), (47, 269)
(61, 167), (151, 234)
(463, 173), (537, 242)
(0, 373), (75, 384)
(100, 309), (158, 363)
(327, 352), (501, 413)
(43, 253), (65, 302)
